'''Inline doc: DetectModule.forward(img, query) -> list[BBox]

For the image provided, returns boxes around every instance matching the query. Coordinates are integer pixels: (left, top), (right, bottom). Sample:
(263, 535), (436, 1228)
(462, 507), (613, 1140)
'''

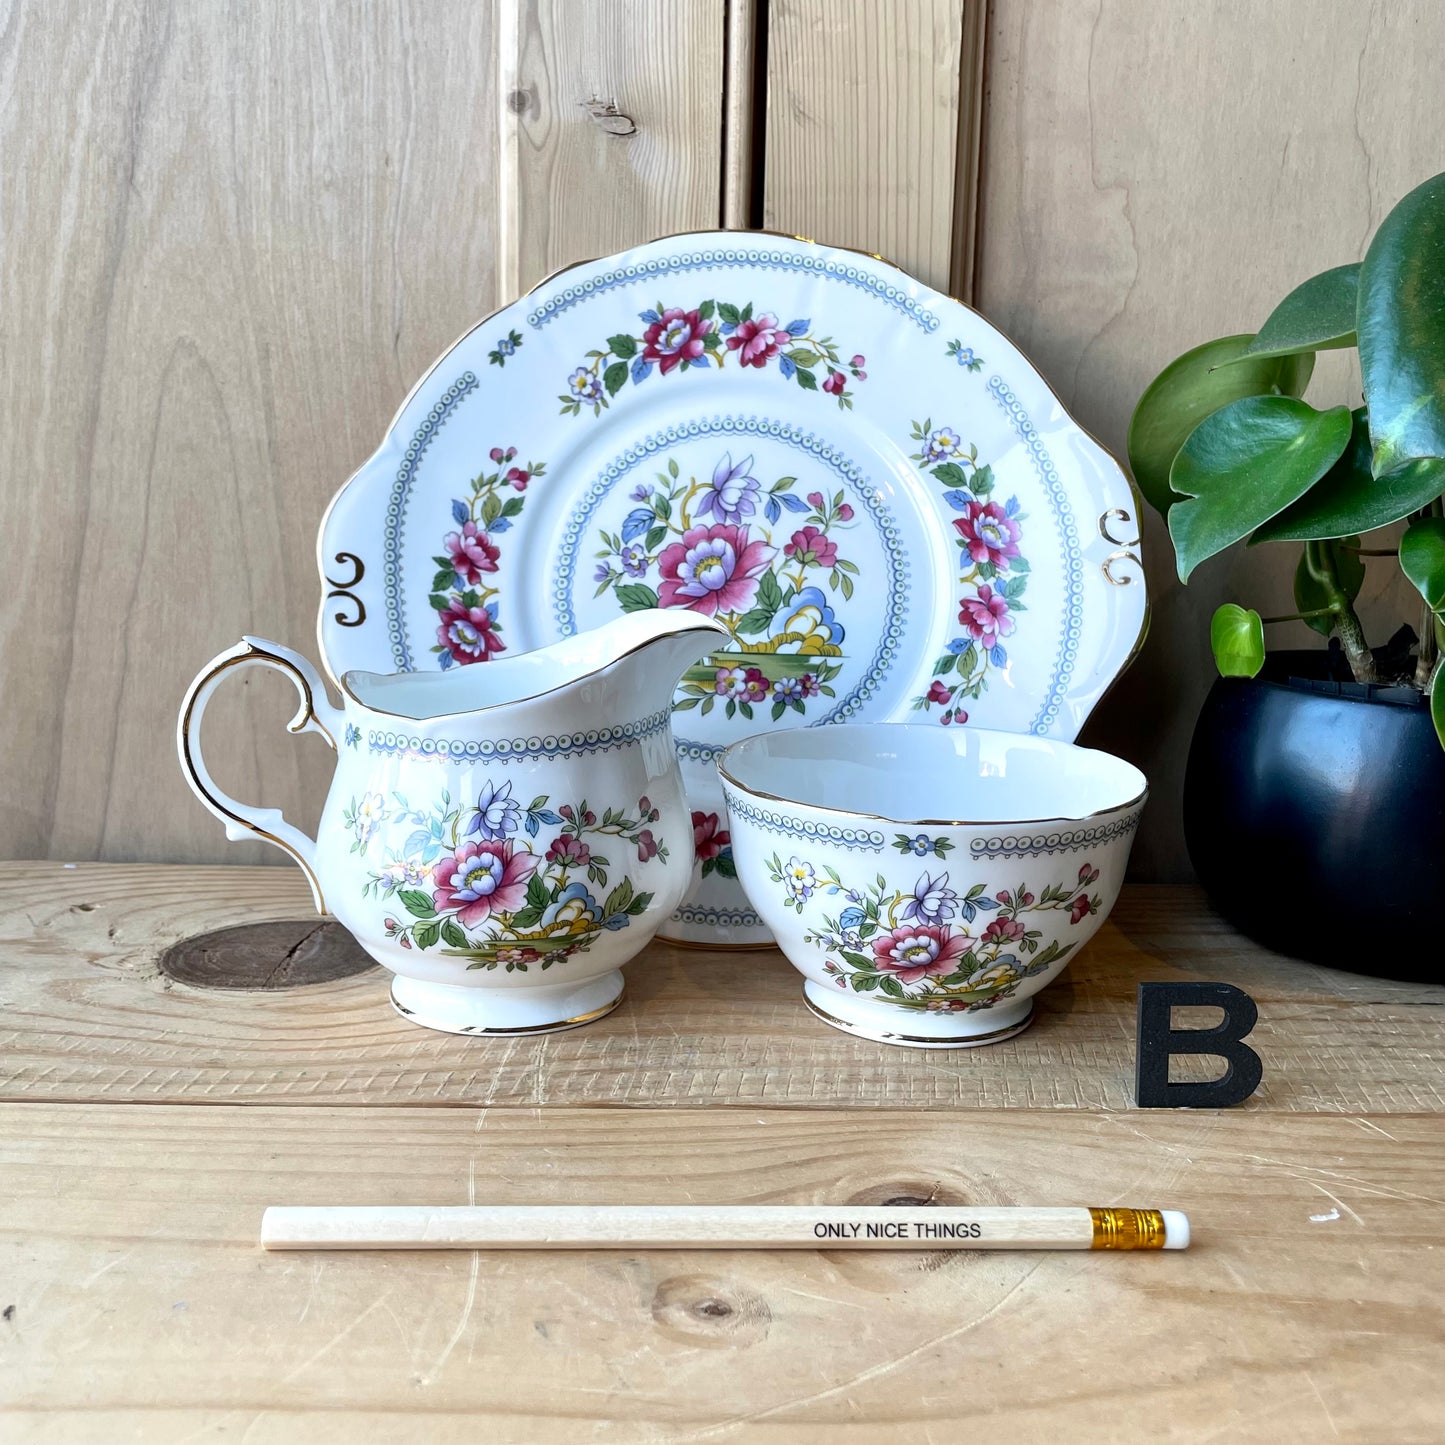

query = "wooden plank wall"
(976, 0), (1445, 878)
(0, 0), (725, 865)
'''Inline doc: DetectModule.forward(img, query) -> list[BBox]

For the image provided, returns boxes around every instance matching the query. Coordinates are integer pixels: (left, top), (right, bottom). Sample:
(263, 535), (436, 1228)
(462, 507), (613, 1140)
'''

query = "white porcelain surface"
(177, 611), (726, 1034)
(315, 231), (1148, 944)
(720, 724), (1146, 1047)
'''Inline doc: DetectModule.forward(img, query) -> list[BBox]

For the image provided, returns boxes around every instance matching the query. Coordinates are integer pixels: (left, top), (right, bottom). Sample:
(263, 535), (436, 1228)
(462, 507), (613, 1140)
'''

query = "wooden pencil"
(261, 1204), (1190, 1252)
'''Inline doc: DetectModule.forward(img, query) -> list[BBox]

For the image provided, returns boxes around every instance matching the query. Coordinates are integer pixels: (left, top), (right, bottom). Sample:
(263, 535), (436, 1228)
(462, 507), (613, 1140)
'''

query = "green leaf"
(1401, 516), (1445, 616)
(645, 525), (668, 552)
(786, 348), (821, 368)
(1209, 604), (1265, 678)
(603, 361), (629, 397)
(931, 462), (969, 489)
(1167, 396), (1353, 582)
(428, 593), (451, 612)
(1432, 662), (1445, 752)
(755, 569), (784, 615)
(481, 492), (502, 527)
(734, 606), (774, 636)
(525, 873), (549, 912)
(1251, 408), (1445, 541)
(440, 919), (468, 949)
(603, 877), (634, 918)
(607, 333), (638, 359)
(1294, 539), (1365, 637)
(718, 302), (741, 325)
(613, 583), (660, 612)
(795, 368), (819, 392)
(1359, 171), (1445, 477)
(1242, 264), (1359, 360)
(398, 889), (436, 919)
(413, 919), (440, 951)
(1127, 335), (1315, 517)
(432, 567), (455, 592)
(698, 299), (716, 321)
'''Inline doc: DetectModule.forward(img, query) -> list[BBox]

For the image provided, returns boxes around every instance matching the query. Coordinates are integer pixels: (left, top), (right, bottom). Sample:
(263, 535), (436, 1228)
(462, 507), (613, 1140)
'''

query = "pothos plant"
(1127, 170), (1445, 748)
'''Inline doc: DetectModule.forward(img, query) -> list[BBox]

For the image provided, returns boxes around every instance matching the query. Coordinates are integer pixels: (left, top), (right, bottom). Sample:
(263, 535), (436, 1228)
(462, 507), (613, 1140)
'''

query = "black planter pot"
(1183, 649), (1445, 980)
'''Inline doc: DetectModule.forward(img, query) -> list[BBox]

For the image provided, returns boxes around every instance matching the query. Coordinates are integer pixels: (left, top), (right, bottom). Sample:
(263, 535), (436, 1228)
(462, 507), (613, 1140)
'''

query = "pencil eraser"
(1161, 1210), (1190, 1249)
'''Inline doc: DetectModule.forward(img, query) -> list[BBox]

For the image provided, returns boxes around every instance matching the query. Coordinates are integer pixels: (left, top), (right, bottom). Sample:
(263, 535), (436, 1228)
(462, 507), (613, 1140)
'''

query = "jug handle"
(176, 636), (344, 914)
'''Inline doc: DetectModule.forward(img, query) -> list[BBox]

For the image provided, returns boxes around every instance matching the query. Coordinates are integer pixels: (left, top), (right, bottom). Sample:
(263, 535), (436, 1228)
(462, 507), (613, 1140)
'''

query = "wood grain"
(762, 0), (983, 294)
(0, 0), (726, 868)
(3, 863), (1443, 1112)
(4, 1102), (1443, 1438)
(976, 0), (1445, 879)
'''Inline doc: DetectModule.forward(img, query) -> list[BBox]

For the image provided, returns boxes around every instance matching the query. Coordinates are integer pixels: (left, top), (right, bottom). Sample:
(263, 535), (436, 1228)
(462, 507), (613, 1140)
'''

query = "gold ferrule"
(1088, 1207), (1167, 1250)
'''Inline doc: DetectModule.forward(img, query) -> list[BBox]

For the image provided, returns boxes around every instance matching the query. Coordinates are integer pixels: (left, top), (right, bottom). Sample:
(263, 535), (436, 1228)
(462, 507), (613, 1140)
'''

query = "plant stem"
(1260, 608), (1335, 625)
(1305, 540), (1376, 683)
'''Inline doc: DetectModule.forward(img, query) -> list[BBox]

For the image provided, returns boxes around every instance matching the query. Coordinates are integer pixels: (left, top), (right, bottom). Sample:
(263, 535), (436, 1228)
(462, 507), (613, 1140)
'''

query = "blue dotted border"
(968, 812), (1140, 859)
(385, 372), (480, 671)
(987, 376), (1081, 736)
(669, 904), (765, 930)
(553, 415), (908, 762)
(366, 706), (671, 764)
(722, 792), (886, 851)
(527, 247), (938, 334)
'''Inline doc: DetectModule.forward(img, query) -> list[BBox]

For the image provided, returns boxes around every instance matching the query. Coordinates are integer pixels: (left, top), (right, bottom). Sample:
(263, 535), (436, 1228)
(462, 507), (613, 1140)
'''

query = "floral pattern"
(428, 445), (548, 667)
(558, 300), (866, 416)
(593, 451), (859, 720)
(947, 339), (984, 372)
(692, 810), (736, 880)
(904, 419), (1030, 724)
(767, 856), (1102, 1012)
(488, 329), (523, 368)
(353, 782), (667, 970)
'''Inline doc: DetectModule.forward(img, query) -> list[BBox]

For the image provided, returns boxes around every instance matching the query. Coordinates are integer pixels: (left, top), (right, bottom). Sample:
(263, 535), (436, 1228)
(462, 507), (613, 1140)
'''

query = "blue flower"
(907, 833), (932, 856)
(697, 452), (761, 525)
(902, 870), (958, 925)
(343, 723), (361, 749)
(630, 483), (653, 502)
(620, 543), (648, 576)
(594, 563), (612, 584)
(788, 585), (846, 647)
(496, 336), (516, 357)
(466, 778), (521, 840)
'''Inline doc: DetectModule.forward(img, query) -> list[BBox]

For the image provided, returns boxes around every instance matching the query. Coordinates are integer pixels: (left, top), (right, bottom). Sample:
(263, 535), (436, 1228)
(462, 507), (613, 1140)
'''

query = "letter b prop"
(1135, 982), (1262, 1108)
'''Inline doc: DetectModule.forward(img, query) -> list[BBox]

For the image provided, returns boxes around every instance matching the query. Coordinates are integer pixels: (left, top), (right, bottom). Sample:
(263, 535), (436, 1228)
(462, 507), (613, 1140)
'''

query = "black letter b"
(1135, 982), (1262, 1109)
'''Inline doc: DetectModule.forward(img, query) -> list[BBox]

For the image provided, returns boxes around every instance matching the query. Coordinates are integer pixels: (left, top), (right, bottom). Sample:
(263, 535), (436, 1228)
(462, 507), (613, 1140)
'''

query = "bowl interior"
(721, 724), (1145, 824)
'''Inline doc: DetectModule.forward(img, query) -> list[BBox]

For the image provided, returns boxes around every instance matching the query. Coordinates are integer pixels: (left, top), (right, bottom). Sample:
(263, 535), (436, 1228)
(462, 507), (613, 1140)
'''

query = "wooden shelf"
(3, 862), (1443, 1436)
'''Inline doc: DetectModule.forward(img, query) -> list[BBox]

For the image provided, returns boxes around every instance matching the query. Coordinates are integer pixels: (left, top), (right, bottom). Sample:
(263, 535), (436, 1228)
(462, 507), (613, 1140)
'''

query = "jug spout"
(600, 609), (732, 715)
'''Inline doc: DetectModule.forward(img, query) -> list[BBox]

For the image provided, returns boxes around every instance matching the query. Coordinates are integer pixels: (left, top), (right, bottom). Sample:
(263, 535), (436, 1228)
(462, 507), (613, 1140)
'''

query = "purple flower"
(630, 483), (653, 502)
(594, 563), (612, 584)
(620, 543), (648, 576)
(902, 870), (958, 926)
(568, 367), (603, 405)
(466, 778), (520, 840)
(697, 452), (761, 525)
(773, 676), (804, 703)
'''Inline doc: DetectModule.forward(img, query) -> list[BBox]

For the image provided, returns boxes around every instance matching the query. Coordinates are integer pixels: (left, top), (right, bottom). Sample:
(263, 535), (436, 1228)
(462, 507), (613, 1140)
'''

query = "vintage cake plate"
(316, 231), (1147, 945)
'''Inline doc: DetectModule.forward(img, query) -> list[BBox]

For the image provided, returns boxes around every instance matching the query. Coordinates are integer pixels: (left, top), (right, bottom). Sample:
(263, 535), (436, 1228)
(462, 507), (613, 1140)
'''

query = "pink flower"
(926, 680), (951, 705)
(545, 835), (591, 867)
(954, 500), (1022, 570)
(726, 313), (786, 367)
(1070, 894), (1095, 925)
(837, 503), (854, 521)
(850, 354), (865, 368)
(958, 585), (1015, 649)
(783, 525), (837, 569)
(806, 491), (825, 509)
(870, 924), (971, 985)
(436, 601), (505, 664)
(743, 667), (769, 702)
(431, 840), (536, 927)
(1079, 863), (1100, 886)
(636, 828), (658, 862)
(692, 811), (730, 862)
(982, 917), (1026, 945)
(488, 446), (515, 464)
(822, 369), (846, 395)
(657, 523), (775, 616)
(506, 467), (530, 491)
(444, 522), (501, 585)
(643, 308), (714, 375)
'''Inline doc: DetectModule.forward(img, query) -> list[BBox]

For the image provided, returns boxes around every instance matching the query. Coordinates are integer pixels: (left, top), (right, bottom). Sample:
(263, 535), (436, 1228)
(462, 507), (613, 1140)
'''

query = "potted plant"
(1128, 170), (1445, 978)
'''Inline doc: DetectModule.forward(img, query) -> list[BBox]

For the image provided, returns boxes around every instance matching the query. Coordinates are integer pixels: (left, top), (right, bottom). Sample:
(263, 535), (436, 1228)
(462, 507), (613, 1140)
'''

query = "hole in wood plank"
(158, 921), (377, 991)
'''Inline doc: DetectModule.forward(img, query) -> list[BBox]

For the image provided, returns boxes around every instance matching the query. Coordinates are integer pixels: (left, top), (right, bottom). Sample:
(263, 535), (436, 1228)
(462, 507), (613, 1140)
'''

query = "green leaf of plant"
(1210, 604), (1265, 678)
(525, 873), (549, 912)
(795, 368), (819, 392)
(398, 889), (436, 919)
(607, 334), (638, 359)
(1242, 264), (1359, 360)
(1432, 662), (1445, 752)
(1401, 516), (1445, 616)
(603, 361), (629, 397)
(613, 583), (660, 612)
(644, 525), (668, 552)
(413, 920), (440, 951)
(1249, 408), (1445, 540)
(931, 462), (969, 489)
(1359, 170), (1445, 477)
(718, 302), (741, 325)
(440, 919), (468, 949)
(1128, 335), (1315, 517)
(1294, 539), (1365, 637)
(1167, 396), (1353, 581)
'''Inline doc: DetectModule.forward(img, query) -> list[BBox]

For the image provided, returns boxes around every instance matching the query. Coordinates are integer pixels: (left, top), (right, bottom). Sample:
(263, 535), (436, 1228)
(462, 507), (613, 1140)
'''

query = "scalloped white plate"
(317, 231), (1147, 945)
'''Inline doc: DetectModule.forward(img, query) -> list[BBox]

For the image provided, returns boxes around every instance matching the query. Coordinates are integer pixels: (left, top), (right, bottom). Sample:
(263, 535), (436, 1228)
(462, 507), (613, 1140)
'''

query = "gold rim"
(313, 227), (1148, 693)
(803, 989), (1035, 1047)
(661, 932), (778, 953)
(717, 726), (1148, 829)
(390, 984), (624, 1036)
